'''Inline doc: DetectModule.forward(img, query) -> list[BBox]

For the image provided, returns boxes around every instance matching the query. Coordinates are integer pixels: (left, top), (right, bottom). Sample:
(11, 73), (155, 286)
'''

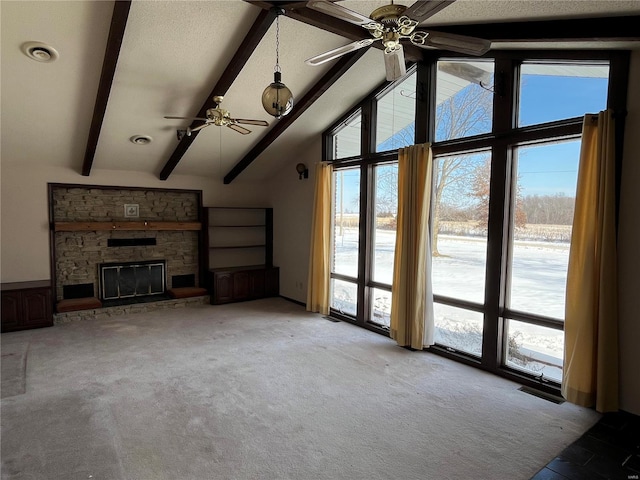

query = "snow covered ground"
(332, 228), (566, 381)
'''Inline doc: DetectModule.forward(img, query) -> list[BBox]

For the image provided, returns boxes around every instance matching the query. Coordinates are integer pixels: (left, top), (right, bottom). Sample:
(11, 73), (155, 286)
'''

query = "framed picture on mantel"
(124, 204), (139, 218)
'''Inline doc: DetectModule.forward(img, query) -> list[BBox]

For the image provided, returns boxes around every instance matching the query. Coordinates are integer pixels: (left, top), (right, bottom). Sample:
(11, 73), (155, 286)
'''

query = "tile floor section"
(530, 411), (640, 480)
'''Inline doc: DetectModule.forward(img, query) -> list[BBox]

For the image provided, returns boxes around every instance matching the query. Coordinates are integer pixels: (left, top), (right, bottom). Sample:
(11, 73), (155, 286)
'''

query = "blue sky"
(518, 73), (608, 196)
(336, 70), (609, 207)
(518, 140), (581, 197)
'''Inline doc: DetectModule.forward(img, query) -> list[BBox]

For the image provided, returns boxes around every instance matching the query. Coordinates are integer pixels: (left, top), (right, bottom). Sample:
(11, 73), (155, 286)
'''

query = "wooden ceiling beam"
(223, 48), (368, 184)
(159, 8), (278, 180)
(81, 1), (131, 176)
(426, 15), (640, 42)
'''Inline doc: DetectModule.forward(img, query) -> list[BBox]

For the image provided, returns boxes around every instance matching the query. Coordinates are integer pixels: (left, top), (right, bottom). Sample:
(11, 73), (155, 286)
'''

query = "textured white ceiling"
(340, 0), (640, 24)
(1, 1), (114, 169)
(2, 0), (639, 183)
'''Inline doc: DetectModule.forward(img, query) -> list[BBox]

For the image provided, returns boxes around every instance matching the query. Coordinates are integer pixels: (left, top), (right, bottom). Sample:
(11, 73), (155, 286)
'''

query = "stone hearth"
(53, 294), (209, 324)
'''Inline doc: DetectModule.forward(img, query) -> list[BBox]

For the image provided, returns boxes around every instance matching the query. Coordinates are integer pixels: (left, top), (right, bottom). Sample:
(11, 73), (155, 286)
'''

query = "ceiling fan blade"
(306, 0), (379, 27)
(413, 30), (491, 56)
(228, 124), (251, 135)
(305, 38), (376, 66)
(403, 0), (456, 23)
(383, 45), (407, 82)
(188, 123), (210, 133)
(164, 116), (208, 121)
(233, 118), (269, 127)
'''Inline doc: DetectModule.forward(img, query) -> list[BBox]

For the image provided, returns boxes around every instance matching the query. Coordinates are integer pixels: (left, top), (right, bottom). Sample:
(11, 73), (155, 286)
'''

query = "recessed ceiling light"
(21, 42), (59, 63)
(130, 135), (153, 145)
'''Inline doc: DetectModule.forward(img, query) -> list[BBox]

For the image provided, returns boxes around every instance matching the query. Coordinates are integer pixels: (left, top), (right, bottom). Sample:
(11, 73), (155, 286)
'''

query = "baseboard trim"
(279, 295), (305, 307)
(518, 386), (565, 404)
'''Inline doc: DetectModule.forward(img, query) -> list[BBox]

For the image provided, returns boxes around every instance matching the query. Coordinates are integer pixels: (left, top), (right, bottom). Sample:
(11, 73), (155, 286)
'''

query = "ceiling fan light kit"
(305, 0), (491, 82)
(262, 9), (294, 119)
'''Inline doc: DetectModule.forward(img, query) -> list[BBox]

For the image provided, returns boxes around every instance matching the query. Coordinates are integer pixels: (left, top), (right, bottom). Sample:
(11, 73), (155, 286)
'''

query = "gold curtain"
(307, 162), (333, 315)
(390, 144), (434, 350)
(562, 110), (618, 412)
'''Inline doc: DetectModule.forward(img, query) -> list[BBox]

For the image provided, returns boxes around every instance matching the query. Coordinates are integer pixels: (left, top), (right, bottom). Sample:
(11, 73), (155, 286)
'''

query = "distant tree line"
(435, 192), (575, 226)
(519, 194), (575, 225)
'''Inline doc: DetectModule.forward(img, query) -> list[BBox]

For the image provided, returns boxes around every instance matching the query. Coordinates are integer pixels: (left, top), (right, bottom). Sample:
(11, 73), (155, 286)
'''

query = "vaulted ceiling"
(2, 0), (639, 184)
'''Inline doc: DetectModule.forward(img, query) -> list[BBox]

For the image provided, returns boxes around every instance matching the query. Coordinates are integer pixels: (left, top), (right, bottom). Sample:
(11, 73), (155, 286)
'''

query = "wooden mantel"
(53, 221), (201, 232)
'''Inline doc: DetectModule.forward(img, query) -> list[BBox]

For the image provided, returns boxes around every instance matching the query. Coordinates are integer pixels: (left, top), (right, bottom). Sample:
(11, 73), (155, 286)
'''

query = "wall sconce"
(296, 163), (308, 180)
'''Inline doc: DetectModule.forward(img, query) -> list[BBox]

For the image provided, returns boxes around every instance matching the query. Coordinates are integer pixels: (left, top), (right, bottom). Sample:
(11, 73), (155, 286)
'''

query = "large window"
(431, 151), (490, 356)
(436, 60), (494, 141)
(518, 62), (609, 127)
(331, 167), (360, 316)
(376, 73), (416, 152)
(329, 160), (399, 329)
(332, 111), (362, 159)
(324, 52), (627, 393)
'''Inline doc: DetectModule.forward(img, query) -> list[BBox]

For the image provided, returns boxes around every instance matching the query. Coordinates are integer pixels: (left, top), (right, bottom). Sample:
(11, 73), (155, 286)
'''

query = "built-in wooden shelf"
(204, 206), (274, 274)
(53, 221), (202, 232)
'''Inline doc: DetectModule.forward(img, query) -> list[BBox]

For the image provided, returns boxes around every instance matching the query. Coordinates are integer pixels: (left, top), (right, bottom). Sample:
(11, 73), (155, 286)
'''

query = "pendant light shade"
(262, 11), (293, 119)
(262, 70), (293, 119)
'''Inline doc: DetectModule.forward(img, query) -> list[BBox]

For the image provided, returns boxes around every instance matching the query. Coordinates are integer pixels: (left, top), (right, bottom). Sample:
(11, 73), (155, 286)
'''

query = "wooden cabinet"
(209, 266), (279, 305)
(203, 206), (279, 305)
(233, 272), (250, 301)
(213, 272), (233, 304)
(249, 269), (265, 298)
(1, 281), (53, 332)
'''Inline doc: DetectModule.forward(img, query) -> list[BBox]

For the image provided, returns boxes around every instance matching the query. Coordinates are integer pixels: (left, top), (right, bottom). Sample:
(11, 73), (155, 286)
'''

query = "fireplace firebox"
(99, 260), (166, 300)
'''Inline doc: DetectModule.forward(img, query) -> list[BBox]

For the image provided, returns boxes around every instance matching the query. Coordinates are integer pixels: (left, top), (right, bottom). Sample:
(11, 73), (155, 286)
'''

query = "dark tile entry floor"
(531, 410), (640, 480)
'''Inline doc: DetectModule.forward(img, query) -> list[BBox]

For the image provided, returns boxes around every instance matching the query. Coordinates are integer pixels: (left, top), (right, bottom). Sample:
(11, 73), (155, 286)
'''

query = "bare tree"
(470, 158), (527, 231)
(375, 163), (400, 216)
(432, 83), (493, 255)
(373, 77), (494, 256)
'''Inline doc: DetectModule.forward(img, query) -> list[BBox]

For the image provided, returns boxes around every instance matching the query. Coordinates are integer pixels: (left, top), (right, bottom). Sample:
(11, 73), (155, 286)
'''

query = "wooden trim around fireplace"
(53, 221), (202, 232)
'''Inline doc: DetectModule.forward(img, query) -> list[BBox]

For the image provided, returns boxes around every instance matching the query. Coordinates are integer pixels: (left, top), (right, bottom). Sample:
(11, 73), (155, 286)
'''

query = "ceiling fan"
(164, 95), (269, 138)
(304, 0), (491, 81)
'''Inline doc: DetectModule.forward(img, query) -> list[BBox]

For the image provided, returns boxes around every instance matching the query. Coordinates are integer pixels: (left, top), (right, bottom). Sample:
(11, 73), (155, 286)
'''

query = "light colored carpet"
(1, 298), (599, 480)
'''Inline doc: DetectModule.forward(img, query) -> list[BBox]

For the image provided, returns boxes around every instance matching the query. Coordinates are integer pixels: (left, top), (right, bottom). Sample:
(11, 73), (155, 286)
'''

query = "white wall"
(268, 138), (318, 303)
(617, 50), (640, 415)
(0, 164), (268, 283)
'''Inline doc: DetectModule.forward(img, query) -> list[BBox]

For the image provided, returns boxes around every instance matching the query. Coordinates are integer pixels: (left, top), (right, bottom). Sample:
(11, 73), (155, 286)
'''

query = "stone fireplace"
(50, 185), (202, 306)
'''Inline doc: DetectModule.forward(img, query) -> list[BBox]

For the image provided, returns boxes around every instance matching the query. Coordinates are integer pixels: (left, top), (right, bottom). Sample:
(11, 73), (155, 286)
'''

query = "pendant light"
(262, 9), (293, 119)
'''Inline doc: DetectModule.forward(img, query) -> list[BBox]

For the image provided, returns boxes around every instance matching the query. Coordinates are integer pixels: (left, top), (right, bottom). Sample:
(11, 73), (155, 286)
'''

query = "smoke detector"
(130, 135), (153, 145)
(21, 42), (59, 63)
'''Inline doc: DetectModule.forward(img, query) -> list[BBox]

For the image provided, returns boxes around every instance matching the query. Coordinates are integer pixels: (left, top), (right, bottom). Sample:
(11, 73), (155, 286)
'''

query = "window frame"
(323, 49), (630, 395)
